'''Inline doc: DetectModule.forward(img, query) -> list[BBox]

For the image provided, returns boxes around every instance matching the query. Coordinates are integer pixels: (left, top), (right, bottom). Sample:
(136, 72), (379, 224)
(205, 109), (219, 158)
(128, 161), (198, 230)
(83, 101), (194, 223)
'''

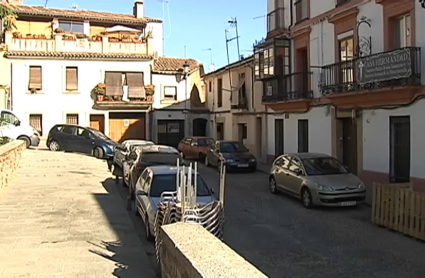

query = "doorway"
(216, 123), (224, 140)
(338, 118), (358, 174)
(157, 120), (185, 148)
(256, 117), (262, 159)
(90, 114), (105, 134)
(274, 119), (284, 157)
(295, 48), (309, 96)
(390, 116), (410, 182)
(193, 118), (207, 136)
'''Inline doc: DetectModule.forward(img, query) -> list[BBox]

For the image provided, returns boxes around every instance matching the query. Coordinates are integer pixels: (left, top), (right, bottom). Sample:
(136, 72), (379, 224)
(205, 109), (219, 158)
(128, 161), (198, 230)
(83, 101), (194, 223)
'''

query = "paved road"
(116, 161), (425, 278)
(0, 149), (157, 278)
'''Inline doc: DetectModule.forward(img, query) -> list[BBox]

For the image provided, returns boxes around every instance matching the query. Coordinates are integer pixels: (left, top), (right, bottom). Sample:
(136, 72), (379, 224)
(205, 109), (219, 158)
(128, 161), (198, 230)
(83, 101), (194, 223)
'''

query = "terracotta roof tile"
(1, 3), (162, 26)
(153, 57), (199, 74)
(4, 51), (153, 60)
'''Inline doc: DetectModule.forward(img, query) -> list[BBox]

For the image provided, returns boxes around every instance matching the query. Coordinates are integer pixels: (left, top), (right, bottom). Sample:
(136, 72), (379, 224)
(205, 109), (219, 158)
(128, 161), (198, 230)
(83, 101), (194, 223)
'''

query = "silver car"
(113, 139), (155, 168)
(268, 153), (366, 208)
(133, 165), (216, 241)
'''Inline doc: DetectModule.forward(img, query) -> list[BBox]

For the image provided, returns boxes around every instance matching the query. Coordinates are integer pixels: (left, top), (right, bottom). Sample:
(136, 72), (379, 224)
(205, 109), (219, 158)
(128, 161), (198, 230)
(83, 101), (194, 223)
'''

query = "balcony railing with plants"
(262, 71), (313, 102)
(319, 47), (421, 96)
(267, 8), (285, 33)
(91, 83), (154, 103)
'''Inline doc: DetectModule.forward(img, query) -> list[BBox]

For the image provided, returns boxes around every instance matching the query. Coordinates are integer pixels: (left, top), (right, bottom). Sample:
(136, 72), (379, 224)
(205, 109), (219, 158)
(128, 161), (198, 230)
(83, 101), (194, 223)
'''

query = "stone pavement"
(0, 149), (156, 278)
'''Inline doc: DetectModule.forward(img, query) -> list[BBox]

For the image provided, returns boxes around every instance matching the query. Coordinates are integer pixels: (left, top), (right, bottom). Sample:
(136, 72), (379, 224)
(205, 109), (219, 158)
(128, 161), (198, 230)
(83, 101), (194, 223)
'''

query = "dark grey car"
(205, 140), (257, 172)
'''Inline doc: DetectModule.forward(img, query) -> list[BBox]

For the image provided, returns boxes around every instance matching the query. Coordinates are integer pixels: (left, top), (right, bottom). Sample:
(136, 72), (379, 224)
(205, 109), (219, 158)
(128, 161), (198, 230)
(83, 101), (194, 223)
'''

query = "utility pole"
(227, 17), (241, 60)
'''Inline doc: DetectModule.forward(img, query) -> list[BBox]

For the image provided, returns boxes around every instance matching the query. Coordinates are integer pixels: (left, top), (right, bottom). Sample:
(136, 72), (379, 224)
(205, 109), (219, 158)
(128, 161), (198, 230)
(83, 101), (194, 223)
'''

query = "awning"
(231, 76), (245, 105)
(105, 25), (142, 34)
(105, 72), (123, 96)
(126, 72), (145, 98)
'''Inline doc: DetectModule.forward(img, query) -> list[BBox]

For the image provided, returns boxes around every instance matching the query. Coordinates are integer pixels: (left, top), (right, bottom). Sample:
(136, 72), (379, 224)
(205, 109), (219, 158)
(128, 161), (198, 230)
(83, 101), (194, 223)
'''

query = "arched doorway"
(193, 118), (207, 136)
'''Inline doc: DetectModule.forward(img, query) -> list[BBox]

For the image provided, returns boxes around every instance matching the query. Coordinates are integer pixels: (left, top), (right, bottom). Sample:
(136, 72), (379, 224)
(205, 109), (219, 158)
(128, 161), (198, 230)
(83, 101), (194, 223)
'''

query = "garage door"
(108, 113), (146, 142)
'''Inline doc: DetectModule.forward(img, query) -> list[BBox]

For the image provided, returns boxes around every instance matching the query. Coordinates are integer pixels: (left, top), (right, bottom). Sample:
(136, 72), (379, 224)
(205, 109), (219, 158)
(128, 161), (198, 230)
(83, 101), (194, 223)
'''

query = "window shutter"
(105, 72), (123, 96)
(29, 114), (42, 135)
(29, 66), (42, 90)
(66, 67), (78, 91)
(126, 72), (146, 98)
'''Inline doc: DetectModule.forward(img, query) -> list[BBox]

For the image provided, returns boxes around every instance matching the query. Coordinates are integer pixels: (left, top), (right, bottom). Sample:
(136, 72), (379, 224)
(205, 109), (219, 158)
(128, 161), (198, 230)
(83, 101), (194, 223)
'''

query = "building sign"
(123, 119), (129, 127)
(357, 48), (412, 84)
(168, 123), (179, 133)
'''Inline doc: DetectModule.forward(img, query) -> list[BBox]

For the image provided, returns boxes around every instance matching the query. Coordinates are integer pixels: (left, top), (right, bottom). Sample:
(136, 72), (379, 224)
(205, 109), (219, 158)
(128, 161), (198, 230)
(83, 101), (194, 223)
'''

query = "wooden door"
(90, 115), (105, 133)
(108, 118), (145, 142)
(341, 118), (357, 175)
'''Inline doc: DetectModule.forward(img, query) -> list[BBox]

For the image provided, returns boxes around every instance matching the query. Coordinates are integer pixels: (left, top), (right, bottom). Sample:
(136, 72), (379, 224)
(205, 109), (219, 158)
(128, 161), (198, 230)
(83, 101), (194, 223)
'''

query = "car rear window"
(197, 138), (213, 146)
(149, 174), (211, 197)
(141, 153), (181, 166)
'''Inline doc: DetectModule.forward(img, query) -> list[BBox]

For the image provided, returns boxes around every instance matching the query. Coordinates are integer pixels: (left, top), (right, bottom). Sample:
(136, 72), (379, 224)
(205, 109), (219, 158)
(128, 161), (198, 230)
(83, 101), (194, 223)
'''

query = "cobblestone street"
(0, 150), (156, 278)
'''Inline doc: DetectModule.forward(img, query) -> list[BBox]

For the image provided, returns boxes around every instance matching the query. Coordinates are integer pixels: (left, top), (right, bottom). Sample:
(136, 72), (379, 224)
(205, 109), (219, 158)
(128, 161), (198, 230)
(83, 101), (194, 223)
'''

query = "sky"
(23, 0), (267, 72)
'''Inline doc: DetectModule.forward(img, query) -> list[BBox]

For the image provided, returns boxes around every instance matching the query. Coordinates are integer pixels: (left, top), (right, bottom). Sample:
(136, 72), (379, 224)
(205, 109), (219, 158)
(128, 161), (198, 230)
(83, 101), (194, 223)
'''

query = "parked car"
(113, 139), (155, 169)
(0, 109), (40, 148)
(133, 165), (216, 240)
(127, 145), (186, 198)
(177, 136), (214, 162)
(46, 124), (117, 159)
(205, 140), (257, 172)
(268, 153), (366, 208)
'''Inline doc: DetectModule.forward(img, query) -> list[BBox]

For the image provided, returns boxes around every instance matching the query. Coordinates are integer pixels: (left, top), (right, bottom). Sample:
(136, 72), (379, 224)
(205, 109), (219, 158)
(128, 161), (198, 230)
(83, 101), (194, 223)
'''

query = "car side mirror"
(14, 120), (20, 126)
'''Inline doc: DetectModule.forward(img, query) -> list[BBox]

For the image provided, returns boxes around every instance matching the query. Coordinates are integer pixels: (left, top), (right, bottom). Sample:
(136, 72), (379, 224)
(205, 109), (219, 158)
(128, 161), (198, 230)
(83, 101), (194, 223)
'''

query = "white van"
(0, 109), (40, 148)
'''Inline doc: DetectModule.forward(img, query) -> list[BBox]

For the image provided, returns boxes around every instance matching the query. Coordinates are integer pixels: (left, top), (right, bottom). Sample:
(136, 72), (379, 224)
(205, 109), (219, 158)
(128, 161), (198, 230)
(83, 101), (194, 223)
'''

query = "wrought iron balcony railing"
(262, 71), (313, 102)
(267, 8), (285, 33)
(319, 47), (421, 96)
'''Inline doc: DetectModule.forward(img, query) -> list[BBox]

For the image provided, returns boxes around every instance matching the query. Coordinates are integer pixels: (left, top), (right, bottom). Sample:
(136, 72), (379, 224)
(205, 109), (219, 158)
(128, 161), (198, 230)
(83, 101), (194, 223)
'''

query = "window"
(61, 125), (76, 135)
(295, 0), (309, 23)
(76, 127), (90, 137)
(29, 114), (43, 136)
(390, 116), (410, 183)
(339, 37), (354, 83)
(29, 66), (42, 91)
(275, 119), (284, 156)
(298, 119), (309, 153)
(65, 67), (78, 91)
(58, 21), (84, 33)
(394, 14), (411, 49)
(0, 111), (19, 125)
(163, 86), (177, 101)
(238, 123), (247, 142)
(217, 78), (223, 107)
(287, 156), (302, 174)
(66, 114), (79, 125)
(208, 81), (212, 92)
(184, 137), (192, 145)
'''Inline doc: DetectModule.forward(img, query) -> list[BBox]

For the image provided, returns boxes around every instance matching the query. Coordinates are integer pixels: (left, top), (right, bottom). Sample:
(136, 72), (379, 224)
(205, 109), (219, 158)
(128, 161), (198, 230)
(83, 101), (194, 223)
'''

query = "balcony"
(262, 72), (313, 103)
(267, 8), (286, 35)
(3, 32), (154, 55)
(319, 47), (421, 96)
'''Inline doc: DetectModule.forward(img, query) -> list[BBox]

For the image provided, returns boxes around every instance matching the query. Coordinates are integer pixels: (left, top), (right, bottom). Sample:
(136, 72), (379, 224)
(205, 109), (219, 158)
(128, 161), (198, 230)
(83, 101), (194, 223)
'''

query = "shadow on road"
(89, 177), (159, 278)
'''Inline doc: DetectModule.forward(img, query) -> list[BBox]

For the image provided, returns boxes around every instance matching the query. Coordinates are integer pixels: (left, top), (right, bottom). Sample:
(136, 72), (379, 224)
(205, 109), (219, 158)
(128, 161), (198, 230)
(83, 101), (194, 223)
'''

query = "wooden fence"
(372, 182), (425, 241)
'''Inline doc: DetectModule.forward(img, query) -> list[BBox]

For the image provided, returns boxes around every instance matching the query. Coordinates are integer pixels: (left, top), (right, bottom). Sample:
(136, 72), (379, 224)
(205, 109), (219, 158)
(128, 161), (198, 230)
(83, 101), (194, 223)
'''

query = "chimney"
(133, 0), (144, 19)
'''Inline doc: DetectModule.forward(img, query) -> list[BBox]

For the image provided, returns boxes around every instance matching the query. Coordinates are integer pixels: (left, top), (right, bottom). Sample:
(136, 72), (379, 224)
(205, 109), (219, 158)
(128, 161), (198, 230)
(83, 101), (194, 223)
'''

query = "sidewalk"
(0, 149), (156, 277)
(257, 163), (270, 175)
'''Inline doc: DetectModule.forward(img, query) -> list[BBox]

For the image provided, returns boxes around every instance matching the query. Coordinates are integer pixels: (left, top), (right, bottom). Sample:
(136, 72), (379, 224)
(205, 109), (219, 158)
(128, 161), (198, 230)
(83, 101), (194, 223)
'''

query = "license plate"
(340, 201), (356, 206)
(238, 164), (249, 167)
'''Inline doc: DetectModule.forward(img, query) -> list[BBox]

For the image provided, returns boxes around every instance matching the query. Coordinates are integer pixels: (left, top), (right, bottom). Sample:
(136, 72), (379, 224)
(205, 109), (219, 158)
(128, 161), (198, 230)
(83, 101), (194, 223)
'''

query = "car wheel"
(18, 136), (31, 148)
(48, 140), (61, 151)
(269, 176), (278, 194)
(145, 215), (154, 242)
(93, 147), (104, 159)
(198, 153), (205, 163)
(301, 187), (313, 209)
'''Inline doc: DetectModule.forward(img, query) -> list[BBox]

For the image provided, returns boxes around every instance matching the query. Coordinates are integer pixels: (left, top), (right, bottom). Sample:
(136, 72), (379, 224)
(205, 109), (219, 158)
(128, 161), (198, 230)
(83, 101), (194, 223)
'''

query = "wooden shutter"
(105, 72), (123, 96)
(29, 66), (42, 90)
(66, 114), (79, 125)
(126, 72), (145, 98)
(66, 67), (78, 91)
(29, 114), (42, 135)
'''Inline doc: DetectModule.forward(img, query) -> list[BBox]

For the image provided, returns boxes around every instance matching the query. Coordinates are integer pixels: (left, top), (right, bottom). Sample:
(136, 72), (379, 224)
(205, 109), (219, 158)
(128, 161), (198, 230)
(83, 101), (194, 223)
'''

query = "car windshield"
(130, 143), (154, 152)
(149, 174), (211, 197)
(89, 129), (110, 140)
(302, 157), (348, 176)
(198, 138), (214, 146)
(220, 142), (247, 153)
(141, 153), (182, 166)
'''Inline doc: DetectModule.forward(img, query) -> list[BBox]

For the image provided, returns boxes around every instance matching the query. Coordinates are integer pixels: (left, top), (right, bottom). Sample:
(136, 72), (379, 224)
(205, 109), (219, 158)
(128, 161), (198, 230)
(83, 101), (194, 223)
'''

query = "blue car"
(46, 124), (117, 159)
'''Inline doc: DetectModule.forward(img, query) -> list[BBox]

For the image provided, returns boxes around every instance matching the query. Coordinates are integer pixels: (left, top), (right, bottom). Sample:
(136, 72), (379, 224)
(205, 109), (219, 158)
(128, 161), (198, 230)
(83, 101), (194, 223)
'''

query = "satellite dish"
(209, 64), (215, 71)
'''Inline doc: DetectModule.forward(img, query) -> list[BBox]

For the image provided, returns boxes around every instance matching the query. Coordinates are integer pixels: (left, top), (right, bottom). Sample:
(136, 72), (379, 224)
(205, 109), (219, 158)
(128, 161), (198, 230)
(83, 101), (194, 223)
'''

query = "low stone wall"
(0, 140), (26, 189)
(159, 222), (268, 278)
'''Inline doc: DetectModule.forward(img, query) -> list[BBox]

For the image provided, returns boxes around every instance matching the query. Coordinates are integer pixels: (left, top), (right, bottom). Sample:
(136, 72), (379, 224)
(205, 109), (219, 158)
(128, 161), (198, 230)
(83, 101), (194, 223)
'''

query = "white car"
(113, 139), (155, 168)
(0, 109), (40, 148)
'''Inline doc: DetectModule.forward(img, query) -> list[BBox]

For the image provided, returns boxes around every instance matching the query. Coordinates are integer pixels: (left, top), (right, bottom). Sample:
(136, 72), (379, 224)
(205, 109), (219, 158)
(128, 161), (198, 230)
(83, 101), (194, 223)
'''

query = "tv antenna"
(253, 15), (266, 20)
(44, 0), (49, 8)
(71, 3), (78, 10)
(202, 48), (215, 71)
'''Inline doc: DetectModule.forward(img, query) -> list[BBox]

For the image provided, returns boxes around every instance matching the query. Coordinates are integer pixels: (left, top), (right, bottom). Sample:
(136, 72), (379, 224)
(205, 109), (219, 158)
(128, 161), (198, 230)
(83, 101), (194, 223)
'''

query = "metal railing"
(262, 71), (313, 102)
(319, 47), (421, 96)
(267, 8), (285, 33)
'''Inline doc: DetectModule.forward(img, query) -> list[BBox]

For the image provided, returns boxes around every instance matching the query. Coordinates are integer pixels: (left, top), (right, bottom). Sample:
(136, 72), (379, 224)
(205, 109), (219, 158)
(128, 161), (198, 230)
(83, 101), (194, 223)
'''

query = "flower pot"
(97, 95), (104, 101)
(147, 95), (153, 102)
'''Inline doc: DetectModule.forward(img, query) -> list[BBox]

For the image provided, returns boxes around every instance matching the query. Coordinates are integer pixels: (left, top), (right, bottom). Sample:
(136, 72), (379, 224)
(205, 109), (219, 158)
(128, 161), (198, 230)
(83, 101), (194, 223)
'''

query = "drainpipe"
(288, 0), (294, 31)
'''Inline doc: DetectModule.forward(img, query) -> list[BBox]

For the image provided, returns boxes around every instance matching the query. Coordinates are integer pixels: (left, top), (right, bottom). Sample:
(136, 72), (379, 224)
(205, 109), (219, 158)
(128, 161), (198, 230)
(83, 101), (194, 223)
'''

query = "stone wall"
(0, 140), (26, 189)
(159, 222), (268, 278)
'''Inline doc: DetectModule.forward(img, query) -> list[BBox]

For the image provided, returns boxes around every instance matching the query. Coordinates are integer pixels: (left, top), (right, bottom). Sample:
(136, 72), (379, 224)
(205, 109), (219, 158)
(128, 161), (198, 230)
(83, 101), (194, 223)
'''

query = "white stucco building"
(257, 0), (425, 198)
(1, 0), (163, 142)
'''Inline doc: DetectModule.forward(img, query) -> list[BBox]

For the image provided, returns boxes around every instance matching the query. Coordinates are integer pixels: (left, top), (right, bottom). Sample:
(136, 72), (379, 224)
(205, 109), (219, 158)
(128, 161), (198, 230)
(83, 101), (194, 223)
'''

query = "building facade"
(256, 0), (425, 199)
(203, 56), (266, 162)
(0, 0), (162, 142)
(150, 57), (209, 148)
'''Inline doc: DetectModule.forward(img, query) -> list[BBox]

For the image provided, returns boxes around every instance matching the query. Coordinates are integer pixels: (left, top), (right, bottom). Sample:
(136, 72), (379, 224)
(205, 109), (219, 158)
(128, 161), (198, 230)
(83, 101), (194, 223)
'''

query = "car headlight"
(249, 158), (256, 162)
(316, 184), (334, 192)
(226, 159), (234, 163)
(357, 183), (365, 190)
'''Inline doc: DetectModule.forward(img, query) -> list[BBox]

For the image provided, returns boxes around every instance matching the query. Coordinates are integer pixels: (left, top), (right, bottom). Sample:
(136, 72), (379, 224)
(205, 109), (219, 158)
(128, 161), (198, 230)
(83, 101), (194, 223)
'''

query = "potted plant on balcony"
(109, 37), (119, 42)
(145, 85), (155, 102)
(92, 83), (106, 101)
(122, 34), (131, 43)
(32, 34), (39, 39)
(62, 34), (75, 41)
(53, 27), (64, 34)
(12, 31), (21, 38)
(75, 33), (87, 39)
(25, 33), (32, 38)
